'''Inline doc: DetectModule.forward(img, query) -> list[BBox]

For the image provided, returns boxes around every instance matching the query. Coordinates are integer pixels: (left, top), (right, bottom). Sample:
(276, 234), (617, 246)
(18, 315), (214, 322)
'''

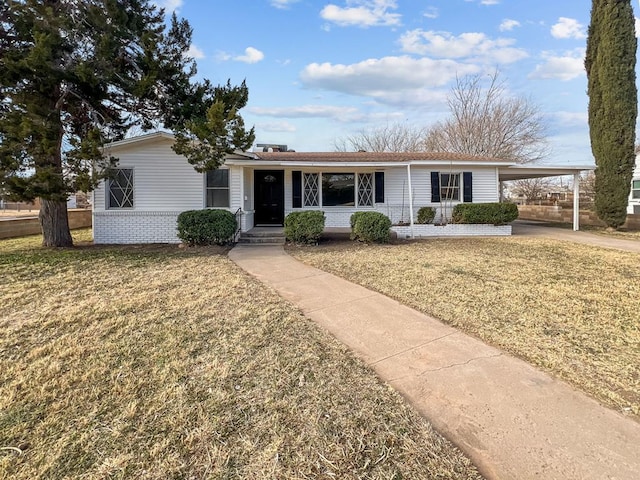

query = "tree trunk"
(39, 198), (73, 247)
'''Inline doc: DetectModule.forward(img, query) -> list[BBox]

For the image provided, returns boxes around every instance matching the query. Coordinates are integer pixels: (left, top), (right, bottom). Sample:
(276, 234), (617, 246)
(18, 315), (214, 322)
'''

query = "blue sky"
(155, 0), (639, 166)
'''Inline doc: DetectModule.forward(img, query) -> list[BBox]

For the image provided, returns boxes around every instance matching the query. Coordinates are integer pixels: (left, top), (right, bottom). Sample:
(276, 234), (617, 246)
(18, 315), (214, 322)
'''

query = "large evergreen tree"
(585, 0), (637, 228)
(0, 0), (254, 246)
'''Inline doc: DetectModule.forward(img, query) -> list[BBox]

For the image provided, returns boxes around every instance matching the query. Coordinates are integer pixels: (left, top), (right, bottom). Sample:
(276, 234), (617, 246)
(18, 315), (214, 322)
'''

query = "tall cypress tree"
(0, 1), (254, 246)
(585, 0), (637, 228)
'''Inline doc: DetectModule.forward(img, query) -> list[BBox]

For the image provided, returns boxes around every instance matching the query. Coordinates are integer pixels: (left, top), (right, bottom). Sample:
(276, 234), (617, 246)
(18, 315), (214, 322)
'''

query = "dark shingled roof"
(254, 151), (511, 163)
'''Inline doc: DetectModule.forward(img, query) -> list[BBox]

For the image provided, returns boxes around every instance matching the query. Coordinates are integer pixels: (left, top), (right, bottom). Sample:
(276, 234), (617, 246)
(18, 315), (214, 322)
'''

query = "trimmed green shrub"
(349, 211), (368, 229)
(284, 210), (325, 244)
(416, 206), (436, 224)
(177, 209), (237, 245)
(351, 211), (392, 243)
(452, 203), (519, 225)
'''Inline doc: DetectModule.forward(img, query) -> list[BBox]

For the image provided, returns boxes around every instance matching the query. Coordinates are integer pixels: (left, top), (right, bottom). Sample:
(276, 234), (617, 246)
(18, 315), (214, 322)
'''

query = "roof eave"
(224, 159), (514, 167)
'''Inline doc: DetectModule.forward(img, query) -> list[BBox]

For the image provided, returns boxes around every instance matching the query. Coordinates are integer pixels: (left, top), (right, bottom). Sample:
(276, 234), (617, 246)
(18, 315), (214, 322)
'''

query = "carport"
(499, 165), (594, 231)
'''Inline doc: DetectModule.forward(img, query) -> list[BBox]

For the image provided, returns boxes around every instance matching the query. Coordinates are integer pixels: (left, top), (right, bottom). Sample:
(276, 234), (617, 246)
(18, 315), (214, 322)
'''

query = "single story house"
(93, 132), (591, 243)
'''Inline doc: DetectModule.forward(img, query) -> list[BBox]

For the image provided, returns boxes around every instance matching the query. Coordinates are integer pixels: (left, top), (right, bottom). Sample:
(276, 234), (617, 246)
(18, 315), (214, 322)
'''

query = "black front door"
(254, 170), (285, 225)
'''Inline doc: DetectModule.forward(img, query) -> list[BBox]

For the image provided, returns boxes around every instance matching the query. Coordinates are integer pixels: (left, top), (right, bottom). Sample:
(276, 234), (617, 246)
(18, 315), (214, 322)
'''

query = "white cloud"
(270, 0), (299, 9)
(530, 49), (585, 81)
(320, 0), (401, 27)
(235, 47), (265, 64)
(299, 56), (479, 107)
(499, 19), (520, 32)
(423, 7), (438, 19)
(250, 105), (406, 123)
(551, 17), (587, 40)
(399, 30), (528, 64)
(551, 111), (587, 127)
(185, 45), (205, 60)
(251, 105), (361, 121)
(636, 17), (640, 38)
(465, 0), (500, 5)
(153, 0), (183, 12)
(217, 47), (265, 64)
(257, 121), (297, 132)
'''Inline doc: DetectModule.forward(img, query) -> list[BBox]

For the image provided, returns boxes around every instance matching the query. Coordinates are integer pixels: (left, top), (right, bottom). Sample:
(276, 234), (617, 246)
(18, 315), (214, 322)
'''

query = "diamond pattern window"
(304, 173), (319, 207)
(358, 173), (373, 207)
(108, 168), (134, 208)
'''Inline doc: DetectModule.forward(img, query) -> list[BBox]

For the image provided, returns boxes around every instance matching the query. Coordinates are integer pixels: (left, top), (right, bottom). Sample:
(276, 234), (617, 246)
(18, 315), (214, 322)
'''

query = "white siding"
(94, 138), (505, 243)
(94, 136), (237, 244)
(280, 166), (500, 227)
(94, 138), (203, 213)
(471, 168), (500, 202)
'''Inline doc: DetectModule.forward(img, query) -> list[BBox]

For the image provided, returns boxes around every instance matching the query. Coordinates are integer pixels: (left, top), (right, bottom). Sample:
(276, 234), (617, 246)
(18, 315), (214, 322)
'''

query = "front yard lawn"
(287, 237), (640, 419)
(0, 231), (482, 480)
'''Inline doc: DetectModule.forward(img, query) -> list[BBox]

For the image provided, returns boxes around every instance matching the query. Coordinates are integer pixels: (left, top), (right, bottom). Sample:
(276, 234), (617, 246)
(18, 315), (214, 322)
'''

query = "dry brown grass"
(287, 237), (640, 419)
(1, 231), (482, 480)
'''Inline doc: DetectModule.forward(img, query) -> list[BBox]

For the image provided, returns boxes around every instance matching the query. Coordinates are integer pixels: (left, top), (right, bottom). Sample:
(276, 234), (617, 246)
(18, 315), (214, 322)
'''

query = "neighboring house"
(628, 154), (640, 214)
(93, 132), (589, 243)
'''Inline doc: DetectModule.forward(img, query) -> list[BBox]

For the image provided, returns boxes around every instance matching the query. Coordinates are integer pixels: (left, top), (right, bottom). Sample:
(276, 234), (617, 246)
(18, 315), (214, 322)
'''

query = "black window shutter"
(292, 171), (302, 208)
(431, 171), (441, 203)
(463, 172), (473, 202)
(375, 171), (385, 203)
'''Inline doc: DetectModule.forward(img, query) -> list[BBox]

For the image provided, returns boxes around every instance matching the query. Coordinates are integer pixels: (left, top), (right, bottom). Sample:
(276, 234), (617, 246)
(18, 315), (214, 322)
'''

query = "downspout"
(239, 166), (245, 232)
(407, 163), (414, 238)
(573, 172), (580, 231)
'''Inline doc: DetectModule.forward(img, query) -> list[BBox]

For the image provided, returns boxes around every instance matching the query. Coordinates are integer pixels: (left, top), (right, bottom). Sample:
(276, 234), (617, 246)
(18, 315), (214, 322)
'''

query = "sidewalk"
(229, 245), (640, 480)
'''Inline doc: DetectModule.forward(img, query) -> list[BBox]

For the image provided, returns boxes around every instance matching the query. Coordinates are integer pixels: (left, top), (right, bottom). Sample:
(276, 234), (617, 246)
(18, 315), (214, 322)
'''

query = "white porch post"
(239, 166), (245, 231)
(407, 164), (414, 238)
(573, 172), (580, 231)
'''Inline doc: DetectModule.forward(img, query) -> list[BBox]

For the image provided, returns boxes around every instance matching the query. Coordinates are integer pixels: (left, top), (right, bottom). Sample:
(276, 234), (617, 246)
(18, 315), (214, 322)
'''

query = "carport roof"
(499, 164), (594, 182)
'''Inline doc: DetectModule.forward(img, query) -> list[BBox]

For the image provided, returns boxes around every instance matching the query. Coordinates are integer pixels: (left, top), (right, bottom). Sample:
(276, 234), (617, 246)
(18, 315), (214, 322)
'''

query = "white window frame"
(302, 171), (375, 208)
(440, 172), (461, 202)
(107, 168), (134, 209)
(632, 179), (640, 199)
(205, 168), (230, 208)
(303, 172), (320, 207)
(357, 172), (374, 207)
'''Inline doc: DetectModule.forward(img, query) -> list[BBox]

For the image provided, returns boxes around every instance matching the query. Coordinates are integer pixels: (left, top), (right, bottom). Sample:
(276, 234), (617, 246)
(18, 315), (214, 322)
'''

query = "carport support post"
(573, 172), (580, 231)
(407, 164), (414, 238)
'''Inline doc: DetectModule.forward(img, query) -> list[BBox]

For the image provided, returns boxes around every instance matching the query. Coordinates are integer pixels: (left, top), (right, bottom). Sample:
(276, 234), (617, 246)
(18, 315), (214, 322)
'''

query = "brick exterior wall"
(392, 224), (512, 238)
(93, 211), (181, 244)
(284, 204), (458, 228)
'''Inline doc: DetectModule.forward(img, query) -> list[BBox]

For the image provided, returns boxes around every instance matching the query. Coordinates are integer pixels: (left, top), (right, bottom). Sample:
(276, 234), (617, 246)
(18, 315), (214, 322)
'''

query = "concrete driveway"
(512, 220), (640, 253)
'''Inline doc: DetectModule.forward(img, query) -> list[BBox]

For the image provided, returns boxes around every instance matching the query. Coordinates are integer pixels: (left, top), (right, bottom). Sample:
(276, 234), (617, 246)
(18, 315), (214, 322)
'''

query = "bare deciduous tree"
(508, 178), (555, 202)
(334, 122), (427, 152)
(579, 170), (596, 200)
(424, 71), (549, 163)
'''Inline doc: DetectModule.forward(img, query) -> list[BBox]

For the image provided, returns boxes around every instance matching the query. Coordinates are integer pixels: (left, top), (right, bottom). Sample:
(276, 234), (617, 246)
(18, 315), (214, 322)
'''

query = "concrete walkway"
(229, 245), (640, 480)
(513, 220), (640, 253)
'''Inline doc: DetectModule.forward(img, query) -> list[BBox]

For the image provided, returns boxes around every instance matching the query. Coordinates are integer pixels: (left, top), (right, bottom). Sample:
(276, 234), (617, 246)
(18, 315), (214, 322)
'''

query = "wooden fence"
(517, 205), (640, 230)
(0, 209), (92, 239)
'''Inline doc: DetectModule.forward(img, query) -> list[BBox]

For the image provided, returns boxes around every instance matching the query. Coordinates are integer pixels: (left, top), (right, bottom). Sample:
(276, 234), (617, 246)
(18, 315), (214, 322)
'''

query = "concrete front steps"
(237, 227), (286, 245)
